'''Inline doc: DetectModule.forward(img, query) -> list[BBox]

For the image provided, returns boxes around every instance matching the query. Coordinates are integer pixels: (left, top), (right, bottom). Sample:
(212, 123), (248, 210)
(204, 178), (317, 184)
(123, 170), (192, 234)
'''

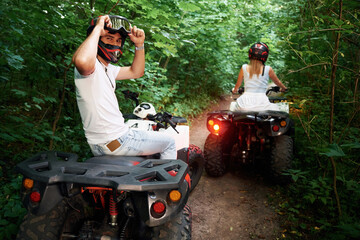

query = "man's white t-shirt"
(74, 60), (129, 145)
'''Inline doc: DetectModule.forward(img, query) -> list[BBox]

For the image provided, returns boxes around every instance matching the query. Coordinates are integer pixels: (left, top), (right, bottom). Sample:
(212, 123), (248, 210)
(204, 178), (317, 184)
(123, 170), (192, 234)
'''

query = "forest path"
(187, 94), (284, 240)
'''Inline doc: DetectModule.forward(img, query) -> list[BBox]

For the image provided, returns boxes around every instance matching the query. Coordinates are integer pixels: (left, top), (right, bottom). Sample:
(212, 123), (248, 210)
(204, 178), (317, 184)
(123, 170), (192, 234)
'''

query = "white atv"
(122, 90), (204, 191)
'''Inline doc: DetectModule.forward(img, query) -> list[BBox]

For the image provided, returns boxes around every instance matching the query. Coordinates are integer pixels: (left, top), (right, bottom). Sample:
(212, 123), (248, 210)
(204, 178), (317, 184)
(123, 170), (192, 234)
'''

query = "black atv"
(16, 151), (191, 239)
(203, 86), (294, 183)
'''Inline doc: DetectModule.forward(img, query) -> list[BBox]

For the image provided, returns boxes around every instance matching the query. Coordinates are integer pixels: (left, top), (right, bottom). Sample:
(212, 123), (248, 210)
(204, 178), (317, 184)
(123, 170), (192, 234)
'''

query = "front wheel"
(270, 135), (293, 183)
(152, 205), (192, 240)
(187, 144), (204, 191)
(177, 145), (204, 192)
(204, 134), (227, 177)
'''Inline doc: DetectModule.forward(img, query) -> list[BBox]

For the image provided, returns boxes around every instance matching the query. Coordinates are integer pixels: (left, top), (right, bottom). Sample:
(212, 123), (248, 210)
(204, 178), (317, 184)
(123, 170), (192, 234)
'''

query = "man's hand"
(94, 15), (112, 37)
(128, 26), (145, 47)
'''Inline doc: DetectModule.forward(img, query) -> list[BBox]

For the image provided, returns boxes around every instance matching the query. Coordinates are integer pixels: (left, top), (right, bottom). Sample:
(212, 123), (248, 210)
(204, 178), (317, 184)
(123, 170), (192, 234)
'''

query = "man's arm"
(116, 26), (145, 80)
(72, 16), (111, 76)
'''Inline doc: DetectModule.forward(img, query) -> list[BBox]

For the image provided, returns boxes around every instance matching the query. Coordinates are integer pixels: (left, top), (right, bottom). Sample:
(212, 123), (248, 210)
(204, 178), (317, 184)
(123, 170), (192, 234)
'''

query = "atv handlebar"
(163, 112), (178, 133)
(266, 86), (289, 95)
(232, 86), (288, 96)
(266, 86), (280, 95)
(147, 112), (179, 134)
(122, 90), (180, 133)
(231, 87), (244, 94)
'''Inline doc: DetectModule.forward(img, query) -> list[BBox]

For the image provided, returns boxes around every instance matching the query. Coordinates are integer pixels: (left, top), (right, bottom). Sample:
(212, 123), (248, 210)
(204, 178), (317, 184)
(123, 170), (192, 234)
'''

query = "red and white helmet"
(87, 15), (131, 63)
(248, 42), (269, 64)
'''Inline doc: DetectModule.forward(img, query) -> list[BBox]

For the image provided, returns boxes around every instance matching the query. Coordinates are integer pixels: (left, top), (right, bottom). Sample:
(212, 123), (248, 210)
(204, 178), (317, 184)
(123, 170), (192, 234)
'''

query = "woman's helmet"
(248, 42), (269, 64)
(87, 15), (131, 63)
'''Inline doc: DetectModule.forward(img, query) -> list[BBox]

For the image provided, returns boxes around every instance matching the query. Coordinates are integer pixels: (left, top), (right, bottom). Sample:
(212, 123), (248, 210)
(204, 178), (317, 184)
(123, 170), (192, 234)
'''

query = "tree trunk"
(329, 0), (343, 218)
(49, 63), (72, 150)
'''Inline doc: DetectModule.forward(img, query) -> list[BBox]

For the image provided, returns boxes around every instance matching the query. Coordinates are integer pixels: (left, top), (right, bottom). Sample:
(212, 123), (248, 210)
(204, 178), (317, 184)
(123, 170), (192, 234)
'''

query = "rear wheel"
(16, 196), (85, 240)
(270, 135), (293, 183)
(204, 134), (227, 177)
(152, 205), (192, 240)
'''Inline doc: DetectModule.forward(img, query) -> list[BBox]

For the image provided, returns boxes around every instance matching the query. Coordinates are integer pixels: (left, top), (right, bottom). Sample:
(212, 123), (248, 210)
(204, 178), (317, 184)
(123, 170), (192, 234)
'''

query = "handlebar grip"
(231, 87), (244, 94)
(272, 86), (280, 91)
(167, 118), (176, 128)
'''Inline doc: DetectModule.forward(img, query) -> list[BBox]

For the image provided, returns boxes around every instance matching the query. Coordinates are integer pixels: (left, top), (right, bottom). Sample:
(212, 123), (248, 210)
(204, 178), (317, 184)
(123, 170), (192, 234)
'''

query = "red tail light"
(207, 119), (221, 134)
(272, 125), (280, 132)
(207, 115), (231, 135)
(151, 201), (166, 218)
(30, 191), (41, 203)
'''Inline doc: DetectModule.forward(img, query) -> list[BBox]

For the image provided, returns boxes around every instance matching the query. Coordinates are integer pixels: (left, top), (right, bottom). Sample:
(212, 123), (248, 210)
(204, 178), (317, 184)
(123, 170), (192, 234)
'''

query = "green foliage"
(0, 176), (26, 239)
(0, 0), (359, 239)
(272, 0), (360, 238)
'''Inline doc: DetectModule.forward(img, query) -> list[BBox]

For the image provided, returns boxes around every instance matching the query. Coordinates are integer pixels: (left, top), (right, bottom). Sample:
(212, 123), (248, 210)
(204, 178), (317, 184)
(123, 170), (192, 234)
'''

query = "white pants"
(89, 129), (177, 159)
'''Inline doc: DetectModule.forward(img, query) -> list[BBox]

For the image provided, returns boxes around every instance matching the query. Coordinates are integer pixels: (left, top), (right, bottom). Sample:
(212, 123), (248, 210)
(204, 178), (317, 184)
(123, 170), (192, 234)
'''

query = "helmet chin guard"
(98, 40), (122, 63)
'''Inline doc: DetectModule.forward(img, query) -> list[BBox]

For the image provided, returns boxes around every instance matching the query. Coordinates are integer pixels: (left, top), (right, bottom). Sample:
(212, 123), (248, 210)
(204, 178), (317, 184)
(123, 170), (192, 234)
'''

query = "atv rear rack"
(16, 151), (188, 191)
(208, 110), (289, 118)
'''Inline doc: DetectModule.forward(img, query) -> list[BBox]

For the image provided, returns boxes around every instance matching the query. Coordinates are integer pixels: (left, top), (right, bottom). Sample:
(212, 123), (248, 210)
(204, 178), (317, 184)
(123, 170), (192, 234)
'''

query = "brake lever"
(163, 112), (179, 134)
(168, 118), (179, 134)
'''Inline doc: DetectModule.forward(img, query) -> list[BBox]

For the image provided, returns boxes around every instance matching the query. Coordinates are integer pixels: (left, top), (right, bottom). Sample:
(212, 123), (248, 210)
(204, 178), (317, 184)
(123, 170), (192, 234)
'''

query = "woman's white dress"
(235, 64), (279, 111)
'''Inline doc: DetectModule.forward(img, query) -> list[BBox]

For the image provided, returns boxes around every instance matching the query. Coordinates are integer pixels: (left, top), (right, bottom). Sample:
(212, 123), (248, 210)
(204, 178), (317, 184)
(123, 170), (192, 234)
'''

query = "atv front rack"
(16, 151), (188, 191)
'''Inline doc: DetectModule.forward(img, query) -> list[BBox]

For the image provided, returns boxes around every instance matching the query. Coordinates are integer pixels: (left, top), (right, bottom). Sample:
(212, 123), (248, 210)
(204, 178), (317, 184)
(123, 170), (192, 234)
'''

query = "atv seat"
(86, 155), (151, 167)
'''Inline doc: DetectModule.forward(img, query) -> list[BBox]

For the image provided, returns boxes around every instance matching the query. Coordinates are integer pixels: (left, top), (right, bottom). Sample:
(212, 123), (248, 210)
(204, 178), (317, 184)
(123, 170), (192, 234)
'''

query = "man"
(72, 15), (176, 159)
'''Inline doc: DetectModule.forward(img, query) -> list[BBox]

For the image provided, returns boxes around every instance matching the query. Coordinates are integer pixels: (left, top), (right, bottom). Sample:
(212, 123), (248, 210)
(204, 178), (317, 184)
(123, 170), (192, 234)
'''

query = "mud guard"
(23, 183), (64, 215)
(177, 147), (189, 163)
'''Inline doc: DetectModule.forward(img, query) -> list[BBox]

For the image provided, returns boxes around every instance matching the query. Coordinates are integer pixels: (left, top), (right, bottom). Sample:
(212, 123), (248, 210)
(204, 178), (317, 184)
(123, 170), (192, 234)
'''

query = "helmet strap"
(262, 63), (265, 76)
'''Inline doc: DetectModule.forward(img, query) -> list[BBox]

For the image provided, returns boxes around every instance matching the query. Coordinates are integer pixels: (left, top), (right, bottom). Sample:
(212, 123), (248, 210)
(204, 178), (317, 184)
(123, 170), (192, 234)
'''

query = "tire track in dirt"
(188, 94), (284, 240)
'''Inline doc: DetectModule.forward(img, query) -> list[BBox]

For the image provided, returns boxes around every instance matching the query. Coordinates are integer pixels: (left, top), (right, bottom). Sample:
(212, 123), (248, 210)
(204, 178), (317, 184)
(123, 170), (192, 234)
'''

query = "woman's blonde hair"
(248, 59), (264, 78)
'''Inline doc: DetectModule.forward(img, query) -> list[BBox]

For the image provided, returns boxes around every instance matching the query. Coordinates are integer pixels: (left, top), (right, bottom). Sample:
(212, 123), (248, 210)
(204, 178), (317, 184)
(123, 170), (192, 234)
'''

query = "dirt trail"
(188, 94), (283, 240)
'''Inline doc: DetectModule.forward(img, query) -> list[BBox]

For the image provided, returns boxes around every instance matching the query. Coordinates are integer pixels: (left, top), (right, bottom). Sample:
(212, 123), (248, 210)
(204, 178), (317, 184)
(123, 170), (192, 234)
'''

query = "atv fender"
(177, 147), (189, 162)
(23, 182), (64, 215)
(260, 117), (294, 137)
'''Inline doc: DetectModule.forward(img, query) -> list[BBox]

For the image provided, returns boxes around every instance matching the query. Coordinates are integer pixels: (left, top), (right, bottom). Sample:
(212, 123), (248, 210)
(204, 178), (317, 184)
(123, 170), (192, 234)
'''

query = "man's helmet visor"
(106, 16), (131, 34)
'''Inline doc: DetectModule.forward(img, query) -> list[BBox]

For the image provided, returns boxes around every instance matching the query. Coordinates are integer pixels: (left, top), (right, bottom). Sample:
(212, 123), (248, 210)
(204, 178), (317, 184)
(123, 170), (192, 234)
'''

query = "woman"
(232, 42), (287, 111)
